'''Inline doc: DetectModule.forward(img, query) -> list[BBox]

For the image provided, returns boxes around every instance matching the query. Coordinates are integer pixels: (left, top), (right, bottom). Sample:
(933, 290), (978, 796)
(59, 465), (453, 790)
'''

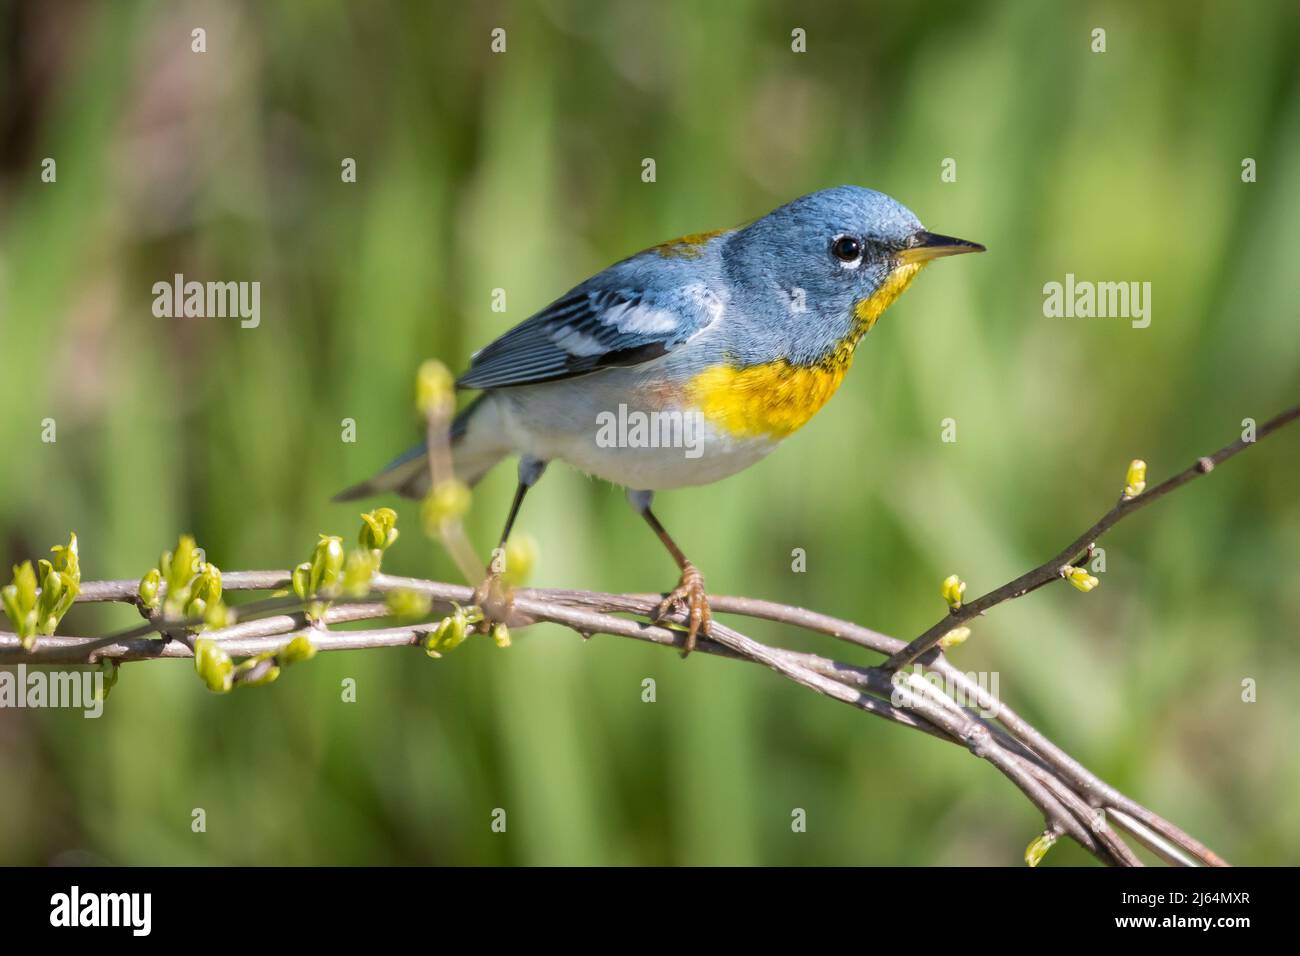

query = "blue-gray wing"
(456, 265), (723, 390)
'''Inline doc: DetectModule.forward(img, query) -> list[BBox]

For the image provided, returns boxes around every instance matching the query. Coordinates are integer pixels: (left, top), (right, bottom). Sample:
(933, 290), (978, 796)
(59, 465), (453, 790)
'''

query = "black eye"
(832, 235), (862, 263)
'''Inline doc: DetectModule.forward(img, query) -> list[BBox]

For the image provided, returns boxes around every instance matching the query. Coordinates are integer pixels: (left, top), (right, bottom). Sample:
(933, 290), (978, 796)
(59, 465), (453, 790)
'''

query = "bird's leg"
(473, 456), (547, 627)
(627, 489), (712, 657)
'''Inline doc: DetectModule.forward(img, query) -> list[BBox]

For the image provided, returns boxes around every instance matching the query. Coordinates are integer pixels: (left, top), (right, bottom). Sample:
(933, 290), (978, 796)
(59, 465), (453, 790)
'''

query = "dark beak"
(897, 231), (986, 265)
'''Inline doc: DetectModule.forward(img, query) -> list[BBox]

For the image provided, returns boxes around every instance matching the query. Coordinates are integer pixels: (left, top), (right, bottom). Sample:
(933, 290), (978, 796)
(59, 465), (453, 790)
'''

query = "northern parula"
(336, 185), (984, 652)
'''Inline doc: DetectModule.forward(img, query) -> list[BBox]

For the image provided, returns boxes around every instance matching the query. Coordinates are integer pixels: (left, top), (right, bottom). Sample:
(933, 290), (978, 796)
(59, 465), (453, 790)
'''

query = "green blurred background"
(2, 0), (1298, 866)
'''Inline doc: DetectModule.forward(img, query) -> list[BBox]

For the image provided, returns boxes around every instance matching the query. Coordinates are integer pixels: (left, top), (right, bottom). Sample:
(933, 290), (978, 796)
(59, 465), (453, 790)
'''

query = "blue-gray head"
(722, 185), (984, 362)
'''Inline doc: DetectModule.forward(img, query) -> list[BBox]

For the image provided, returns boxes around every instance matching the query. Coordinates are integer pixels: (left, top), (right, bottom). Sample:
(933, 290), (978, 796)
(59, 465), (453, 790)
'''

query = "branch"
(5, 402), (1295, 867)
(885, 403), (1300, 670)
(0, 571), (1140, 863)
(0, 572), (1207, 867)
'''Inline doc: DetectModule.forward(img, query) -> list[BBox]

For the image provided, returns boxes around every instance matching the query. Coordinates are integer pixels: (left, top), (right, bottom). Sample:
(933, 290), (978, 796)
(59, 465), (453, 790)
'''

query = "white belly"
(492, 378), (781, 490)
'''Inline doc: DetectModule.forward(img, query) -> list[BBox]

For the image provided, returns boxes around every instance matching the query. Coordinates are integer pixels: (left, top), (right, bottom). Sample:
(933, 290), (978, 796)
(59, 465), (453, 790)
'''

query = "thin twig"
(885, 403), (1300, 670)
(5, 405), (1294, 866)
(0, 573), (1200, 866)
(425, 387), (484, 583)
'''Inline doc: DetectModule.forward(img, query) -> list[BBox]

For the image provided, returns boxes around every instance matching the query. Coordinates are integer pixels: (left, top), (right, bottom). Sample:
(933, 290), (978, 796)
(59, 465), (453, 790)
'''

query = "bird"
(335, 185), (984, 654)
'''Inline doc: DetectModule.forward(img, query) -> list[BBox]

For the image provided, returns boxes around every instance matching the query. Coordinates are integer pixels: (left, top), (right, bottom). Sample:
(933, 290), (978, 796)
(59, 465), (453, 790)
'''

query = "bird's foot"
(471, 571), (514, 632)
(653, 562), (712, 657)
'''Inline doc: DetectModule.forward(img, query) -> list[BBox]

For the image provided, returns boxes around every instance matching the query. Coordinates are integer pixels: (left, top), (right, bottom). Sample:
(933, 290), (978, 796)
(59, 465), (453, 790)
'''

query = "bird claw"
(471, 571), (514, 632)
(653, 563), (712, 656)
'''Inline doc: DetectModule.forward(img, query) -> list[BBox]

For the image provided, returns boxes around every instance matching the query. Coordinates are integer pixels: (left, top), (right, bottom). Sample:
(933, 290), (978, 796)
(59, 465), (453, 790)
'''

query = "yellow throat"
(687, 262), (924, 440)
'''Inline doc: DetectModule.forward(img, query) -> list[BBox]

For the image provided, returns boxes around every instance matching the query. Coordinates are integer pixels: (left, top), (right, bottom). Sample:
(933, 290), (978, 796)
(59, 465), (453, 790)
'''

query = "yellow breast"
(686, 262), (924, 440)
(686, 360), (849, 440)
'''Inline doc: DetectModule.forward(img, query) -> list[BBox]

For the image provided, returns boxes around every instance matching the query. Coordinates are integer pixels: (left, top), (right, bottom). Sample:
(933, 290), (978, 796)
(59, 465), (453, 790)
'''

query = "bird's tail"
(331, 394), (509, 502)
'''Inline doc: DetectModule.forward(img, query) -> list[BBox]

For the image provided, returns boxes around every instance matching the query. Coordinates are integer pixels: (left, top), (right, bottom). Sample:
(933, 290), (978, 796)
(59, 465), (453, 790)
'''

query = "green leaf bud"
(138, 567), (162, 611)
(193, 638), (234, 693)
(279, 634), (317, 665)
(359, 507), (400, 554)
(309, 535), (345, 597)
